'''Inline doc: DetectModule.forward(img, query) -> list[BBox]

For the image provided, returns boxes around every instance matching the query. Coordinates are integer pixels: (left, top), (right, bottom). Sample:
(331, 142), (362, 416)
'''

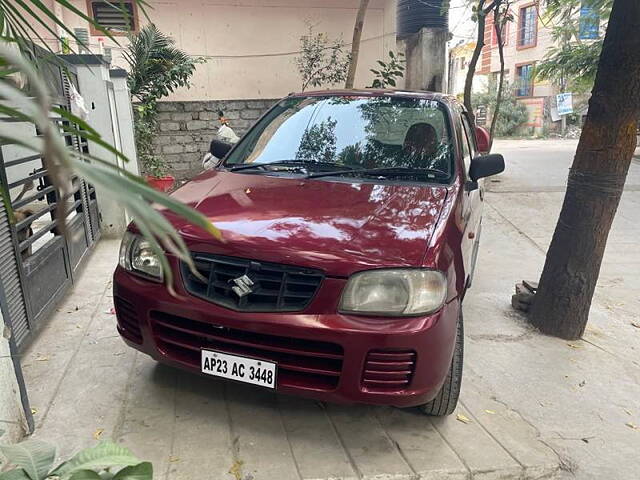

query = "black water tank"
(397, 0), (449, 36)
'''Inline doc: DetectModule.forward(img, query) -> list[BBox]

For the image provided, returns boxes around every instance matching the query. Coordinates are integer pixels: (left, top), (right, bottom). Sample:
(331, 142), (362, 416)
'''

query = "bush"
(0, 437), (152, 480)
(472, 89), (529, 137)
(294, 24), (351, 92)
(370, 51), (405, 88)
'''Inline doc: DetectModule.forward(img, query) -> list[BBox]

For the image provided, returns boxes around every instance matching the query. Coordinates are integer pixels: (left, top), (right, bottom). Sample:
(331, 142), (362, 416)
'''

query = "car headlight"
(119, 232), (163, 281)
(339, 269), (447, 316)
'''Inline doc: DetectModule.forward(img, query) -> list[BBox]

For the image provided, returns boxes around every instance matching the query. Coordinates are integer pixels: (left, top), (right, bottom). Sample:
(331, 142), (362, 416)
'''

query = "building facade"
(35, 0), (397, 101)
(448, 41), (487, 97)
(477, 0), (603, 134)
(478, 0), (556, 133)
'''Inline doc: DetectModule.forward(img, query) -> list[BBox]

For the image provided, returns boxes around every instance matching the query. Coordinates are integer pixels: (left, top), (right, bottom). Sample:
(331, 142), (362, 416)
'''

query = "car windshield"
(224, 95), (454, 182)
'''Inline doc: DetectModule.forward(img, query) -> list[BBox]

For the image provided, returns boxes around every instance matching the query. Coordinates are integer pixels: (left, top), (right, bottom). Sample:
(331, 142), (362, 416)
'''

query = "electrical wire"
(414, 0), (468, 9)
(37, 31), (399, 59)
(448, 1), (474, 40)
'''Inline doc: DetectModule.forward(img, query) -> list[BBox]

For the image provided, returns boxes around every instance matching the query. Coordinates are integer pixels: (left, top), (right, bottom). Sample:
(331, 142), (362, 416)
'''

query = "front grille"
(150, 311), (343, 390)
(181, 253), (324, 312)
(362, 350), (416, 391)
(114, 297), (143, 344)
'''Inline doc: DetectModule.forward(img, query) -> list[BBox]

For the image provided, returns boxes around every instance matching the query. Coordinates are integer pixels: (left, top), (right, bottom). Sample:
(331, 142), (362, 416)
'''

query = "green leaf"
(0, 440), (55, 480)
(388, 78), (397, 87)
(0, 469), (31, 480)
(112, 462), (153, 480)
(376, 60), (387, 68)
(69, 471), (102, 480)
(51, 442), (140, 480)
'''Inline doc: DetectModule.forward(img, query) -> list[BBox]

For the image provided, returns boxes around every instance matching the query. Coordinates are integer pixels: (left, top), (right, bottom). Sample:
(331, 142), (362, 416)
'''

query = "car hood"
(163, 171), (449, 277)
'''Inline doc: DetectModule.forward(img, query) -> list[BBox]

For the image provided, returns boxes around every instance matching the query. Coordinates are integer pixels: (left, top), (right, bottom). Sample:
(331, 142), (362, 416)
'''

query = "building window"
(515, 64), (534, 97)
(579, 1), (600, 39)
(87, 0), (137, 35)
(518, 4), (537, 48)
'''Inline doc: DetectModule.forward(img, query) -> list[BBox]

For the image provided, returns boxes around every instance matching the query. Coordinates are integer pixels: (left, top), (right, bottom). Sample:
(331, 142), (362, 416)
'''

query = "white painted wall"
(67, 59), (134, 236)
(37, 0), (397, 100)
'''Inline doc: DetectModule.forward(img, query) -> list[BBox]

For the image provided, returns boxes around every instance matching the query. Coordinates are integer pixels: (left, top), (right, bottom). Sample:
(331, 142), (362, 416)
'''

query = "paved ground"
(20, 140), (640, 479)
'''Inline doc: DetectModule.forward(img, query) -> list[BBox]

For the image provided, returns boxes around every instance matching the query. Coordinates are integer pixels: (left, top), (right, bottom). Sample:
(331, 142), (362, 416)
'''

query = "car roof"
(289, 88), (460, 108)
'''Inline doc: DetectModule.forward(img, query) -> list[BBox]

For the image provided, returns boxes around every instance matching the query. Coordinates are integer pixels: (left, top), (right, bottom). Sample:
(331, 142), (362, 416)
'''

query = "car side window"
(461, 114), (477, 158)
(459, 118), (473, 176)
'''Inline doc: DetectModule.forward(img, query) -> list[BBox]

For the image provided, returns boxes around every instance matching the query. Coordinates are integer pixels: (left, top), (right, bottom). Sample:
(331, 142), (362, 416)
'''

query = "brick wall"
(153, 99), (277, 180)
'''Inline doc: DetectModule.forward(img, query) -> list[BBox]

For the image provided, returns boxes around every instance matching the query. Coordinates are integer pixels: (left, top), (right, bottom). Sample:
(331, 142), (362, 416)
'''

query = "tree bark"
(464, 0), (496, 123)
(528, 0), (640, 340)
(489, 1), (507, 149)
(345, 0), (370, 89)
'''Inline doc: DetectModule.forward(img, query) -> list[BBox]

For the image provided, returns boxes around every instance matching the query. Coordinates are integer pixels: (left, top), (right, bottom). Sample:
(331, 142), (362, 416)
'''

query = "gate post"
(0, 299), (33, 440)
(109, 68), (139, 179)
(58, 54), (135, 237)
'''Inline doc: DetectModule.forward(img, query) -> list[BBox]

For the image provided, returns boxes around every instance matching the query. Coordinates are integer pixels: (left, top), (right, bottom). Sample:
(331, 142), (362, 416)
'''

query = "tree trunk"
(464, 0), (495, 123)
(345, 0), (370, 89)
(528, 0), (640, 340)
(489, 3), (507, 149)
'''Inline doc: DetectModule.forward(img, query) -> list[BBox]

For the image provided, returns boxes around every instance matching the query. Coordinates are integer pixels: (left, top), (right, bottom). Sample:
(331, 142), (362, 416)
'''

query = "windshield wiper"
(228, 159), (355, 173)
(306, 166), (450, 180)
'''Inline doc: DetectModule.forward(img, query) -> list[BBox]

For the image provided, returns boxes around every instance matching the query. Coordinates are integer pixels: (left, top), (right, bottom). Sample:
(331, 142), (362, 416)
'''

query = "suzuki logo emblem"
(230, 274), (255, 298)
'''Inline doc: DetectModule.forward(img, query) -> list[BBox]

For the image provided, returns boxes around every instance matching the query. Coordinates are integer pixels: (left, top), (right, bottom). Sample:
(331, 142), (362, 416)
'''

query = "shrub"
(472, 87), (529, 137)
(294, 25), (351, 92)
(0, 436), (152, 480)
(369, 51), (405, 88)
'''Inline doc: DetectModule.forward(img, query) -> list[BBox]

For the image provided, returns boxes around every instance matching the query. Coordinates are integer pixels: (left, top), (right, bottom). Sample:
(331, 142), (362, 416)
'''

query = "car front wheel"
(420, 310), (463, 416)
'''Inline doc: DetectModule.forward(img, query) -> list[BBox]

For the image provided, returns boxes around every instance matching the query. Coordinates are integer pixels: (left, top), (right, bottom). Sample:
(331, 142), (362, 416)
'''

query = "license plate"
(201, 349), (276, 389)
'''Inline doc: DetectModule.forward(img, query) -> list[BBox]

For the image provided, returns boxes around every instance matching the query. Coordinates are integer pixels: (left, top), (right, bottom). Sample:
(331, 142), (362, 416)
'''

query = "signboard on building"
(520, 97), (544, 129)
(556, 93), (574, 116)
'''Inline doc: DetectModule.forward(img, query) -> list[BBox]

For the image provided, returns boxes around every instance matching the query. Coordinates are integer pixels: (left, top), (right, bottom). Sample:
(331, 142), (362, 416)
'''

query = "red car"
(114, 90), (504, 415)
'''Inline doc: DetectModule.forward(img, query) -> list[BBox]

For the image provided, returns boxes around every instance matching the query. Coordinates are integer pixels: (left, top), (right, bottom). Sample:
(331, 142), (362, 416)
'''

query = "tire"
(420, 310), (464, 416)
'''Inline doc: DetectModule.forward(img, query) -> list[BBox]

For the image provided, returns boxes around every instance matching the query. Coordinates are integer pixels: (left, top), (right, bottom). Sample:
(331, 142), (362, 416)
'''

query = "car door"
(459, 112), (483, 287)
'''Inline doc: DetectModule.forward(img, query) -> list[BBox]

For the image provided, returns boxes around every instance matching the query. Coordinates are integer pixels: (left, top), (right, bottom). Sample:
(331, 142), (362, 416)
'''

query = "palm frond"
(124, 23), (198, 101)
(0, 40), (221, 289)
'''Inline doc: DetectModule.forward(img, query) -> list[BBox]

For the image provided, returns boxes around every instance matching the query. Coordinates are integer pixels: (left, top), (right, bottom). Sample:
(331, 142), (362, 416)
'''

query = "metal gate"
(0, 58), (100, 350)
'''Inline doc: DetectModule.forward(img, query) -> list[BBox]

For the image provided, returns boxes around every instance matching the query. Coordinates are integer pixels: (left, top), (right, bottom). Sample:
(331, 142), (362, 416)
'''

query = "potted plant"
(134, 103), (174, 192)
(125, 24), (204, 191)
(144, 159), (174, 192)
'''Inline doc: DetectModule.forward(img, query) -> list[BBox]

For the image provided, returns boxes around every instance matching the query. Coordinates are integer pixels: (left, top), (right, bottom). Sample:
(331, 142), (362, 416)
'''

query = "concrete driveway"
(21, 140), (640, 479)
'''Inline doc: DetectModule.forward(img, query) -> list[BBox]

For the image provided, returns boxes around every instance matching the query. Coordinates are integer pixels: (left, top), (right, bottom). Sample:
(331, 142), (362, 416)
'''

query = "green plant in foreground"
(0, 437), (151, 480)
(369, 51), (405, 88)
(0, 41), (220, 293)
(0, 1), (220, 291)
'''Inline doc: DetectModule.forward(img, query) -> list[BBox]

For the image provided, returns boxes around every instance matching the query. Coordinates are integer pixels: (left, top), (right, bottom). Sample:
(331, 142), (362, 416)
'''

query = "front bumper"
(113, 266), (460, 408)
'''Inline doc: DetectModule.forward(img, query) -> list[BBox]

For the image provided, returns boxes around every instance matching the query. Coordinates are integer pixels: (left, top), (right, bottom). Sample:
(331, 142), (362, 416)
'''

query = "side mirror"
(475, 126), (491, 154)
(469, 153), (505, 182)
(210, 139), (233, 159)
(203, 139), (234, 171)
